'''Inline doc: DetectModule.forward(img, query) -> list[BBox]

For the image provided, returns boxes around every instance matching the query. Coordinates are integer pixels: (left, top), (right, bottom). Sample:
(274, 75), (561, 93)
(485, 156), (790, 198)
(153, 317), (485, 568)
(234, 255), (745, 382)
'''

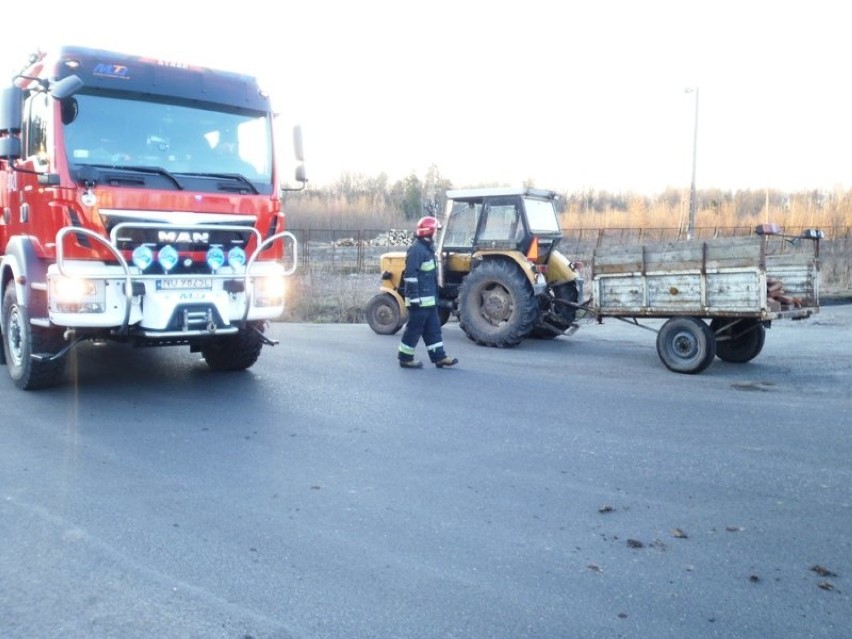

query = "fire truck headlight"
(254, 276), (286, 307)
(206, 246), (225, 271)
(50, 277), (105, 313)
(158, 244), (179, 272)
(227, 247), (246, 269)
(132, 245), (154, 271)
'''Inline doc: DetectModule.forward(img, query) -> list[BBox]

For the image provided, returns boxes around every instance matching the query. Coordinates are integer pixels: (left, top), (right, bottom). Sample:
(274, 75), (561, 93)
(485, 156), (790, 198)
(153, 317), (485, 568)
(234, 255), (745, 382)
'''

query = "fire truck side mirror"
(0, 86), (24, 135)
(294, 163), (307, 184)
(283, 124), (308, 191)
(293, 125), (304, 162)
(0, 136), (22, 161)
(47, 75), (84, 100)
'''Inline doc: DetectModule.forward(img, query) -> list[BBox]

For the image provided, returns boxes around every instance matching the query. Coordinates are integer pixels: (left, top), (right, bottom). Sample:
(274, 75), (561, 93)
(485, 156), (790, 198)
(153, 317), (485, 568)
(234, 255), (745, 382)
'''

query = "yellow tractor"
(365, 187), (583, 347)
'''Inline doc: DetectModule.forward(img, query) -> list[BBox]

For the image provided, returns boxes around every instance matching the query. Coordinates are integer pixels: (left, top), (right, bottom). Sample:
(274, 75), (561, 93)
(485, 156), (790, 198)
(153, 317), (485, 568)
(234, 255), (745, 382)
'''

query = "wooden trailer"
(588, 227), (822, 373)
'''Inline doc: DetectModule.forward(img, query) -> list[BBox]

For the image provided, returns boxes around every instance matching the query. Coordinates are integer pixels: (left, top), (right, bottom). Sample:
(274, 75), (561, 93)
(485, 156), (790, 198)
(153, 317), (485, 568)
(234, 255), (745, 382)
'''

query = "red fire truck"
(0, 46), (305, 389)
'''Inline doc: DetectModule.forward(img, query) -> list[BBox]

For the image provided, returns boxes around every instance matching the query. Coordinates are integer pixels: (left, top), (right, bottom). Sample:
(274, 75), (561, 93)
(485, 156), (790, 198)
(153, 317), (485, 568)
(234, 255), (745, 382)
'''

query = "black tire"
(2, 283), (67, 390)
(710, 318), (766, 363)
(529, 326), (561, 339)
(552, 280), (579, 325)
(366, 292), (404, 335)
(656, 316), (716, 374)
(201, 324), (264, 371)
(458, 260), (538, 347)
(530, 280), (581, 339)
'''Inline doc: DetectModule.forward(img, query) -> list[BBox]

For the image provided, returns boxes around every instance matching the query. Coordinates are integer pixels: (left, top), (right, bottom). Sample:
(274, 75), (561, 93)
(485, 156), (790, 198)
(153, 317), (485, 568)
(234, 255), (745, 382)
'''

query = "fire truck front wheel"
(201, 324), (264, 371)
(2, 283), (67, 390)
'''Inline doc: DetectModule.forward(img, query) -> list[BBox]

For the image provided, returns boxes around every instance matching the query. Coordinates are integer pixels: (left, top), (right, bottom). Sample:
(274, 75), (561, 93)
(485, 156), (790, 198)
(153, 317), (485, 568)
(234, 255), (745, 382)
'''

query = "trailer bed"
(591, 235), (819, 320)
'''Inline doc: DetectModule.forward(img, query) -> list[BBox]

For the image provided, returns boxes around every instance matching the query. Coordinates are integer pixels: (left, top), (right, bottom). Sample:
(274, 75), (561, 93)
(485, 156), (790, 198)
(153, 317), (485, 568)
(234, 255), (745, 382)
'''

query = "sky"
(2, 0), (850, 194)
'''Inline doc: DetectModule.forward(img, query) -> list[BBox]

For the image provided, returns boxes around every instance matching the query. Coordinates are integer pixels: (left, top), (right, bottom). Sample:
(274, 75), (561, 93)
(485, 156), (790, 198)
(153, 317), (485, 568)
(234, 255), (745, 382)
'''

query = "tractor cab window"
(443, 200), (481, 248)
(523, 197), (561, 233)
(480, 202), (522, 243)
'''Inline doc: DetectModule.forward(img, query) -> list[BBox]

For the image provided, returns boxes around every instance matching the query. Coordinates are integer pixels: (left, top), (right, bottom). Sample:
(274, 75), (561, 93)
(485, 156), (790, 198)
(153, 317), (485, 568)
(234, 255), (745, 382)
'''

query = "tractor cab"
(439, 187), (562, 255)
(436, 187), (565, 308)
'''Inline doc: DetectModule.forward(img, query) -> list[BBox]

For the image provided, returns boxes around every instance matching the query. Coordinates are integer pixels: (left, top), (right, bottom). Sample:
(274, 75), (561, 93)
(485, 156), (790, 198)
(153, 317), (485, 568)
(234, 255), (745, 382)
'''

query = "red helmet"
(416, 216), (439, 237)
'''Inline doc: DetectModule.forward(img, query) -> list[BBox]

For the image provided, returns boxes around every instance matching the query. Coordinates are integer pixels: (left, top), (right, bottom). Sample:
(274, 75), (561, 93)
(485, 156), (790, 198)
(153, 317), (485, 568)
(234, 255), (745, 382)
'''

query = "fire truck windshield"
(61, 93), (272, 187)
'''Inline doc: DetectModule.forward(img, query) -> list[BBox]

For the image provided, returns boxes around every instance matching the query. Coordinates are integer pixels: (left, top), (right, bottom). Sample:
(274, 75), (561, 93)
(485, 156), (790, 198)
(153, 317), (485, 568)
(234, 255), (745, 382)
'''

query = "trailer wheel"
(711, 318), (766, 363)
(656, 317), (716, 374)
(201, 324), (264, 371)
(366, 292), (405, 335)
(458, 260), (538, 347)
(2, 283), (67, 390)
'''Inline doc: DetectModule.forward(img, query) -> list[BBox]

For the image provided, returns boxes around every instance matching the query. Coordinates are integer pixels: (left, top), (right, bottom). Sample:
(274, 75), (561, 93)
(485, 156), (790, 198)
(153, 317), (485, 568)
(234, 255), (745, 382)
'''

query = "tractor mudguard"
(545, 249), (579, 287)
(472, 250), (540, 288)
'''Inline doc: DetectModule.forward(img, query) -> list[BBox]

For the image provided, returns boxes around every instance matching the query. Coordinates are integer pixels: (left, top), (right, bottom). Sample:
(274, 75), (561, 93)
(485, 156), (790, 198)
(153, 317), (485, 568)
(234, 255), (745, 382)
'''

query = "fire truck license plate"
(157, 278), (213, 290)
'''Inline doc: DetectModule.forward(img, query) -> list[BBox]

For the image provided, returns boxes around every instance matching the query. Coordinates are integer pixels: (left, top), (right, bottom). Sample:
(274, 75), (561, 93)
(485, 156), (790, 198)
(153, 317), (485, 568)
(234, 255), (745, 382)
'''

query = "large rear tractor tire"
(201, 324), (264, 371)
(655, 316), (716, 374)
(366, 292), (405, 335)
(710, 318), (766, 363)
(458, 260), (538, 347)
(2, 282), (67, 390)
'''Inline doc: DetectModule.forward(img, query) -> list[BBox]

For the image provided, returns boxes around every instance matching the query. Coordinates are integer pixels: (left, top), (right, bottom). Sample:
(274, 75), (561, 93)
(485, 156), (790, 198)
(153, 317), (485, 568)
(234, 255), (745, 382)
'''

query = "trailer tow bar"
(556, 298), (662, 335)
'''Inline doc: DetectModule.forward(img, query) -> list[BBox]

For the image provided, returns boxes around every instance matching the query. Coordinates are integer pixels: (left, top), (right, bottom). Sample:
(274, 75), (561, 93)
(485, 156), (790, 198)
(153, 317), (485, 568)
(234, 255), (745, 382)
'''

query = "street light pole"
(685, 87), (699, 240)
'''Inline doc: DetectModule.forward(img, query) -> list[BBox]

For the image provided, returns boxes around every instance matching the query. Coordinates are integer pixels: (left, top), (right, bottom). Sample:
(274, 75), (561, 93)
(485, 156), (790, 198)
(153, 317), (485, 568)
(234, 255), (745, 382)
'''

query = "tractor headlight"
(50, 277), (105, 313)
(253, 275), (286, 307)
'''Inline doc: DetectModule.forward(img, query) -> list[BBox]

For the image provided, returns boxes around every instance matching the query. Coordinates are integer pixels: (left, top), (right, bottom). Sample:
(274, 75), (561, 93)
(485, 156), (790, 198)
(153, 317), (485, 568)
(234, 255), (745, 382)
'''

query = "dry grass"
(281, 267), (378, 323)
(559, 195), (851, 237)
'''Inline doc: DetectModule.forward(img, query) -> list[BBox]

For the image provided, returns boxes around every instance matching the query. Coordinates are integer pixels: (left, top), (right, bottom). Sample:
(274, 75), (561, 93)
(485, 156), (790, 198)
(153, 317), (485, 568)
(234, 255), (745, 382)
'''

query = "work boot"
(434, 356), (458, 368)
(399, 359), (423, 369)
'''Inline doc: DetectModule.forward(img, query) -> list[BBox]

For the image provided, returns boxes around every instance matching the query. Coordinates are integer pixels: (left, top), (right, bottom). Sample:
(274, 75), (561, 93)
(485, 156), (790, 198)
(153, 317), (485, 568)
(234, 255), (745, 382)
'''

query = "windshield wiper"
(177, 172), (259, 195)
(79, 164), (185, 190)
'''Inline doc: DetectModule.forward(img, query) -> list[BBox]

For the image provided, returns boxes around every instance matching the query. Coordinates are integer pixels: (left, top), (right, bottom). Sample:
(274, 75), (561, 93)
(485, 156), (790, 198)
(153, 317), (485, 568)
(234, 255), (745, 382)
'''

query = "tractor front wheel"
(366, 292), (405, 335)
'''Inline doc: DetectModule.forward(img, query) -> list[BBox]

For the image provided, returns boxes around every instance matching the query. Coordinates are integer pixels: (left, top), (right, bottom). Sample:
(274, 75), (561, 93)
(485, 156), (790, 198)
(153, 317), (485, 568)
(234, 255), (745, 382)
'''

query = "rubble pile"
(767, 276), (802, 310)
(329, 230), (414, 248)
(333, 237), (361, 247)
(367, 230), (414, 247)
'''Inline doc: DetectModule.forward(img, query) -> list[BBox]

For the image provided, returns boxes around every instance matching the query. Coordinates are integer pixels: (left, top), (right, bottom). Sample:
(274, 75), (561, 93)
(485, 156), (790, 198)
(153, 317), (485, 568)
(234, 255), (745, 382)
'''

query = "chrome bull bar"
(53, 225), (298, 333)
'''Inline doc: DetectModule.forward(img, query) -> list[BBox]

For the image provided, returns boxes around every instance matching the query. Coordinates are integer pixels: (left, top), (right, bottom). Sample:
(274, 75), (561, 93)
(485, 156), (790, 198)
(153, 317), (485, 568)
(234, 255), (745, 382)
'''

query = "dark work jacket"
(403, 237), (438, 307)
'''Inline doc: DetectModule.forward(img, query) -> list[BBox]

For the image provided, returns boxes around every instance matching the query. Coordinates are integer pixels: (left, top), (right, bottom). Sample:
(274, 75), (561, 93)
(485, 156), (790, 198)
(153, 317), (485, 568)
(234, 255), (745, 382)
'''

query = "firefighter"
(398, 216), (459, 369)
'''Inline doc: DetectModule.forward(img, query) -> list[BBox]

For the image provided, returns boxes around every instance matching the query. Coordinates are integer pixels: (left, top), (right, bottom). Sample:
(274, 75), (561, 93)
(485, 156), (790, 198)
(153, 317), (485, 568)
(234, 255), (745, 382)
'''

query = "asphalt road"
(1, 306), (850, 638)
